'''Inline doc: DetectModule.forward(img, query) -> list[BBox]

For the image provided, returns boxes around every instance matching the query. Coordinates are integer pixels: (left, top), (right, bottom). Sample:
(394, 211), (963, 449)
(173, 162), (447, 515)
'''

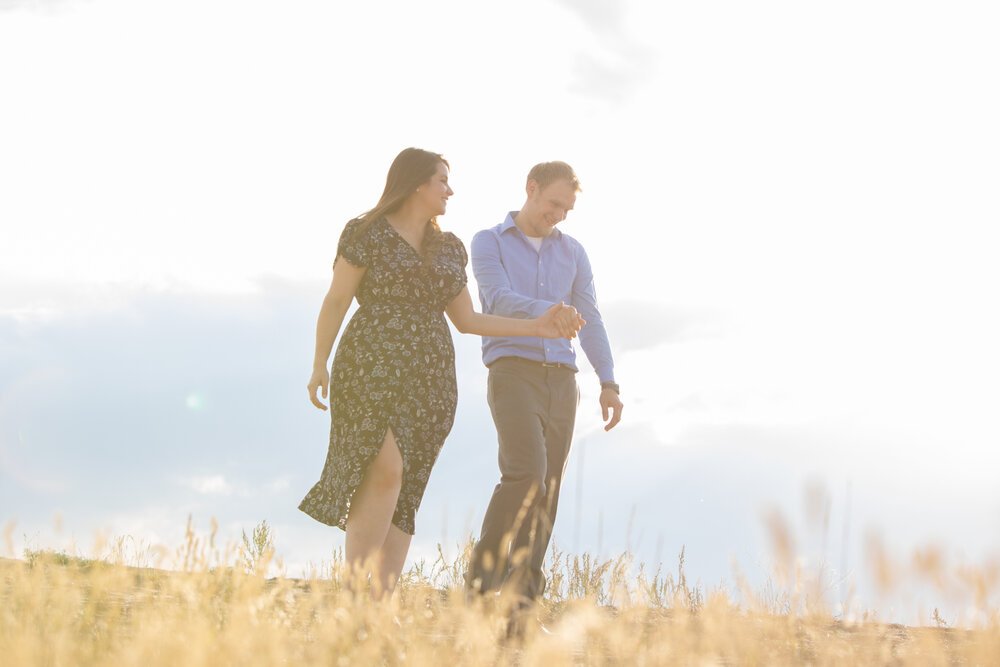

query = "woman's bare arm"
(445, 286), (582, 339)
(307, 258), (366, 410)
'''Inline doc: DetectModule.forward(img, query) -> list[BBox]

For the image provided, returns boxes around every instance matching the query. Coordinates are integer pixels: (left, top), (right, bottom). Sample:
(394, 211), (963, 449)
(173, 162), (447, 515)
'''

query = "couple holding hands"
(300, 148), (622, 607)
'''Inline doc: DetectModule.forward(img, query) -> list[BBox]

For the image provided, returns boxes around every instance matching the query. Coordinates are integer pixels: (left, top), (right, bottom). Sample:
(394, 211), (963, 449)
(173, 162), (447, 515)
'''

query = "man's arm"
(572, 244), (614, 382)
(471, 230), (557, 319)
(571, 243), (623, 431)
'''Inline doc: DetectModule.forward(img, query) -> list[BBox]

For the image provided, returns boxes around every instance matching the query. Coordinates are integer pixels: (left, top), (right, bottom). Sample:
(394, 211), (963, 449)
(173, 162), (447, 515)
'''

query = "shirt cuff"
(596, 366), (615, 384)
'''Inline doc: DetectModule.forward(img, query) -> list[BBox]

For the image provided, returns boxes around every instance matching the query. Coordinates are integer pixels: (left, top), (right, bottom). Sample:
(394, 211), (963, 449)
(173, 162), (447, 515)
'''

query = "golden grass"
(1, 519), (998, 666)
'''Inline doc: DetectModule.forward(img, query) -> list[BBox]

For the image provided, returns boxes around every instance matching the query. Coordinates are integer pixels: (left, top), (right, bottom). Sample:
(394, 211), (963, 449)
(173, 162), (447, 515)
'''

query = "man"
(466, 161), (623, 605)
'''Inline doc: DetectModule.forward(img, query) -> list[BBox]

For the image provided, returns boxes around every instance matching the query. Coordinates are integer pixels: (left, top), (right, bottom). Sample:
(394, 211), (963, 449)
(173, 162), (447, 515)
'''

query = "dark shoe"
(503, 602), (552, 643)
(504, 612), (528, 643)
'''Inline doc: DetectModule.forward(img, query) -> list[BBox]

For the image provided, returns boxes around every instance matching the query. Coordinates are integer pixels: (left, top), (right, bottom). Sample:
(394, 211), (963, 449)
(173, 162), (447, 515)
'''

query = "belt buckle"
(541, 361), (560, 368)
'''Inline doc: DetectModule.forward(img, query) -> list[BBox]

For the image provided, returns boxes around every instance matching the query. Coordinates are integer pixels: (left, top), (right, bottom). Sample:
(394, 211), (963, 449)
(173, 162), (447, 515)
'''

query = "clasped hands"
(539, 302), (586, 339)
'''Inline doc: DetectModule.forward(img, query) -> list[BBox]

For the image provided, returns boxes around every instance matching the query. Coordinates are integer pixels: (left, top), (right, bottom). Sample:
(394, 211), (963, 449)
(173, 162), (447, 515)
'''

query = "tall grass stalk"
(1, 519), (998, 665)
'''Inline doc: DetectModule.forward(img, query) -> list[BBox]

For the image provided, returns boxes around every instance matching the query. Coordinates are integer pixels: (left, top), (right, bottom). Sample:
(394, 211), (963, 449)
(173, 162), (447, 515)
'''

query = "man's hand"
(308, 367), (330, 411)
(538, 302), (586, 339)
(553, 303), (585, 338)
(600, 388), (623, 431)
(559, 305), (587, 338)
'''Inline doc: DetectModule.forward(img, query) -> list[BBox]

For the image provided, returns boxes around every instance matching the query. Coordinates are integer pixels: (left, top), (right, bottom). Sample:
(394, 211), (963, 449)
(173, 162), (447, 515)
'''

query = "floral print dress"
(299, 217), (468, 535)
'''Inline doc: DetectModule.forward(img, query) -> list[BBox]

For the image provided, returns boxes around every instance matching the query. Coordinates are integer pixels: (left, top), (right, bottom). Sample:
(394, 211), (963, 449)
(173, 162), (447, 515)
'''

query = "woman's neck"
(385, 205), (430, 234)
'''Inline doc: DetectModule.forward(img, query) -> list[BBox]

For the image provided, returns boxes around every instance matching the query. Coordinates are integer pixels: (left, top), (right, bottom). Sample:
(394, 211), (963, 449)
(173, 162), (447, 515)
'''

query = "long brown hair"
(350, 147), (449, 261)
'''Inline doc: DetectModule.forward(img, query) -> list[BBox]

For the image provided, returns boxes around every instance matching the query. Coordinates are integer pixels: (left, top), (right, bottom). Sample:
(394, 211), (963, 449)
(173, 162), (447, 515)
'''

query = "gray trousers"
(467, 357), (579, 600)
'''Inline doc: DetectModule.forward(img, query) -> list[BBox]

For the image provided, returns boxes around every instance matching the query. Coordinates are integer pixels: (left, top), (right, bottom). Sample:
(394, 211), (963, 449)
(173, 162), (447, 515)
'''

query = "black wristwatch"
(601, 381), (620, 395)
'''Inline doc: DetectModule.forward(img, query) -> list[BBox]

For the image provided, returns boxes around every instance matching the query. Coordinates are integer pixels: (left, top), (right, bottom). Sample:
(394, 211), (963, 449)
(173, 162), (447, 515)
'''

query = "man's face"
(523, 178), (577, 237)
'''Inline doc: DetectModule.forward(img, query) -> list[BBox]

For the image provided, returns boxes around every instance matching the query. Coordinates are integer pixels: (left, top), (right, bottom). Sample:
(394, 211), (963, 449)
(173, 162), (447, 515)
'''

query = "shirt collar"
(500, 211), (563, 239)
(500, 212), (519, 234)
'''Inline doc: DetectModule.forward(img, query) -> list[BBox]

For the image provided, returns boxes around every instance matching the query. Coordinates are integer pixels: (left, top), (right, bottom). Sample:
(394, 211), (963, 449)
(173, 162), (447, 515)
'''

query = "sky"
(2, 0), (999, 622)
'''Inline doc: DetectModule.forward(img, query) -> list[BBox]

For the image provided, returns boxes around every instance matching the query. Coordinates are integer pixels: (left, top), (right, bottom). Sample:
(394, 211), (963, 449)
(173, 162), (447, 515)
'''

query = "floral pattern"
(299, 217), (468, 535)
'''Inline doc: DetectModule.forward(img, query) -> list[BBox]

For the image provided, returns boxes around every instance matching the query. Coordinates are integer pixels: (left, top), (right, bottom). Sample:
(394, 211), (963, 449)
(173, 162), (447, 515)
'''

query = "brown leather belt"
(490, 356), (575, 371)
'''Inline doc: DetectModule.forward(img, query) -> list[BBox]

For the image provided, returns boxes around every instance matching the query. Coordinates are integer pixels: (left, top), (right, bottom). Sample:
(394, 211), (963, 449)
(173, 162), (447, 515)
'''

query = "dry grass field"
(1, 518), (998, 666)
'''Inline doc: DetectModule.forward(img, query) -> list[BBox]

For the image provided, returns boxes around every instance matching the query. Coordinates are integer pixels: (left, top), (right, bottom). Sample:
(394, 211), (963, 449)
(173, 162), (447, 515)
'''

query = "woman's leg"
(345, 428), (403, 595)
(375, 524), (413, 595)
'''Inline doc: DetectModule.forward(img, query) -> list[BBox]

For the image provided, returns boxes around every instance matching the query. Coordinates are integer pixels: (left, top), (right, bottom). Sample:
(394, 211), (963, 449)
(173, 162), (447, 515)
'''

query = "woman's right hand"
(308, 367), (330, 411)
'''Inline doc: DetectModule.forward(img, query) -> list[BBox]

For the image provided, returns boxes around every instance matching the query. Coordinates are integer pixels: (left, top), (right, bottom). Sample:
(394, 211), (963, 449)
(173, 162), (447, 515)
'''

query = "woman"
(300, 148), (582, 596)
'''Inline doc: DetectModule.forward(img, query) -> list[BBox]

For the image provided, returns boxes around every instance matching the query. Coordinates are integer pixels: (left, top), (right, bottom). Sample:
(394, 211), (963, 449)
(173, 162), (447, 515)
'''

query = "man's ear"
(526, 178), (538, 198)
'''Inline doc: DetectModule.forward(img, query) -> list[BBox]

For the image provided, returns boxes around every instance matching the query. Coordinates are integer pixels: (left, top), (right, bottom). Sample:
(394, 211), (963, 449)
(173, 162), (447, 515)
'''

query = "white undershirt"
(525, 235), (543, 252)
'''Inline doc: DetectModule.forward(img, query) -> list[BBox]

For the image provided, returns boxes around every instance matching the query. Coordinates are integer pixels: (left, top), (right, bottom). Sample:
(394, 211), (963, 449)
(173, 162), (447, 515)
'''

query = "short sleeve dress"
(298, 217), (469, 535)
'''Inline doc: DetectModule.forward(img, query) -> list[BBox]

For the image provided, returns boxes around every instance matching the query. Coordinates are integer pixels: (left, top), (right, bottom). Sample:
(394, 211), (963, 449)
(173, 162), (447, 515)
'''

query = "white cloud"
(0, 0), (77, 11)
(264, 475), (291, 495)
(549, 0), (656, 103)
(568, 48), (655, 103)
(179, 474), (233, 496)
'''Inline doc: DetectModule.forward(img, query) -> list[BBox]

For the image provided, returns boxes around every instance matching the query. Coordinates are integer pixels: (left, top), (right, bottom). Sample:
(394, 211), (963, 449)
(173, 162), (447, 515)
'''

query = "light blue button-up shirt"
(470, 212), (615, 384)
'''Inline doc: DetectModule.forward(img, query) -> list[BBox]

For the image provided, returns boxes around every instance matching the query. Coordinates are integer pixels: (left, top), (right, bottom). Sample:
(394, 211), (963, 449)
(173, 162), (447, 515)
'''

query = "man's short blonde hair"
(527, 161), (581, 192)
